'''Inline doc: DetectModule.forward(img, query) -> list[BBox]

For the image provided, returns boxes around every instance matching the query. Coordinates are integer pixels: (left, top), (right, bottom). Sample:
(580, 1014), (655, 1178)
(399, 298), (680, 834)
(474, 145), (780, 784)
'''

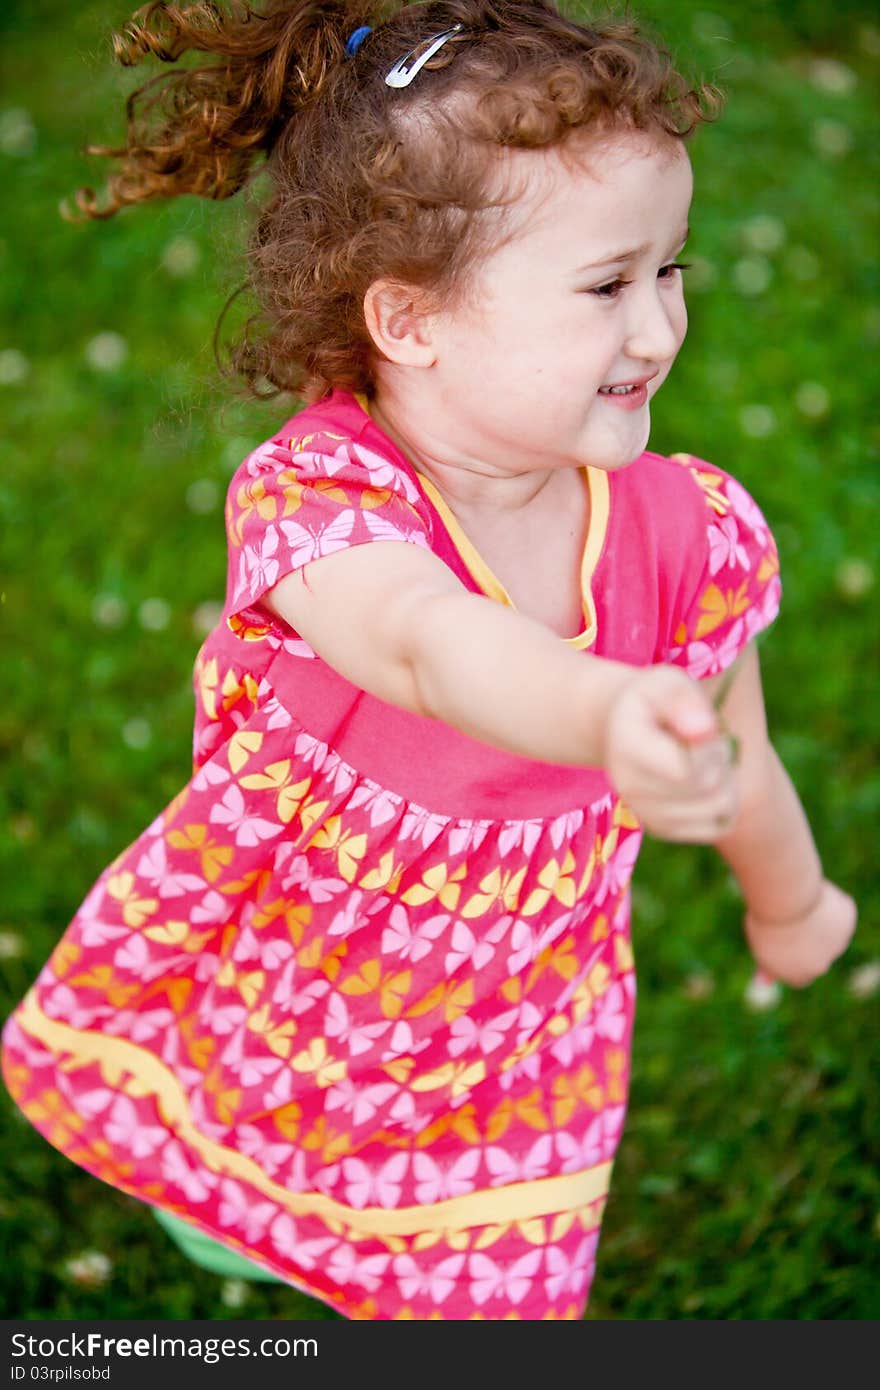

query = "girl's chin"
(583, 417), (651, 471)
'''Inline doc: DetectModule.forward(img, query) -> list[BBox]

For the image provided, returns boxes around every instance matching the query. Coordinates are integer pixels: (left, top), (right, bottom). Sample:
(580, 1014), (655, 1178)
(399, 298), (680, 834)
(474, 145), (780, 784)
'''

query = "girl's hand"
(602, 666), (739, 842)
(744, 879), (857, 988)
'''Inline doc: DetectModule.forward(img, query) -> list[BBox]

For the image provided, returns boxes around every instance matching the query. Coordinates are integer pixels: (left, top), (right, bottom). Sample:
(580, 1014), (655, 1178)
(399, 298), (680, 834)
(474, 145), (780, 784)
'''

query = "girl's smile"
(596, 376), (656, 410)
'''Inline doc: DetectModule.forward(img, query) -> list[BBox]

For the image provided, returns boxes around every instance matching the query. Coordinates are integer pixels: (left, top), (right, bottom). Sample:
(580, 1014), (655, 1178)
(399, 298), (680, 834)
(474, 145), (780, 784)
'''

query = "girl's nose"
(624, 288), (685, 364)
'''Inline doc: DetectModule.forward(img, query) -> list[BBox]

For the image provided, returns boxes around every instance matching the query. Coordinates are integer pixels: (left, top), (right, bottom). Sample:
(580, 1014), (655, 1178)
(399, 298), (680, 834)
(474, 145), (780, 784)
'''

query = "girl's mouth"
(597, 381), (648, 410)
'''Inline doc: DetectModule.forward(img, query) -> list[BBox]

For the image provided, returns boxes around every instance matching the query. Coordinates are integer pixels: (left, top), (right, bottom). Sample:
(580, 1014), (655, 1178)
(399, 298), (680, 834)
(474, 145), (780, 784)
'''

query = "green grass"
(1, 0), (878, 1319)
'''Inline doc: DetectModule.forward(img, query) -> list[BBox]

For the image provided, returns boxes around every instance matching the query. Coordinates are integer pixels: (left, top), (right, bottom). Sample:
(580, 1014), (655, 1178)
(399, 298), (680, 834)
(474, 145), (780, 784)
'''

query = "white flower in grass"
(808, 59), (857, 96)
(744, 971), (781, 1011)
(794, 382), (830, 419)
(220, 1279), (250, 1309)
(741, 215), (786, 255)
(683, 971), (714, 1001)
(10, 816), (35, 843)
(223, 436), (258, 469)
(733, 256), (773, 297)
(138, 597), (171, 631)
(186, 478), (220, 514)
(0, 108), (36, 157)
(739, 404), (777, 439)
(835, 558), (874, 600)
(812, 119), (852, 158)
(63, 1251), (113, 1288)
(192, 600), (223, 636)
(0, 349), (30, 385)
(85, 332), (128, 372)
(162, 235), (201, 277)
(122, 718), (152, 750)
(0, 930), (24, 960)
(92, 593), (128, 628)
(847, 962), (880, 999)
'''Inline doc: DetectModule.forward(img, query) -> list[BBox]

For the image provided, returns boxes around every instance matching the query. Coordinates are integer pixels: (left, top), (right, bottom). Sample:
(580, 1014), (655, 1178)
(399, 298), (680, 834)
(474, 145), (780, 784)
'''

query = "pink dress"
(1, 391), (781, 1319)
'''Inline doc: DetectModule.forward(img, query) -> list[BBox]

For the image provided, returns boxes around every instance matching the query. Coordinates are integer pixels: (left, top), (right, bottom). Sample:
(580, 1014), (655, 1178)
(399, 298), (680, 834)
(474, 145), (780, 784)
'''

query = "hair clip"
(345, 25), (373, 58)
(384, 23), (465, 89)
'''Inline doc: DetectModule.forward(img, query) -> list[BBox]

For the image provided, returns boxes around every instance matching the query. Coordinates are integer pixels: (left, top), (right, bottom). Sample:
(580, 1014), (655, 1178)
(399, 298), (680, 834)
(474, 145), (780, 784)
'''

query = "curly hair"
(75, 0), (722, 400)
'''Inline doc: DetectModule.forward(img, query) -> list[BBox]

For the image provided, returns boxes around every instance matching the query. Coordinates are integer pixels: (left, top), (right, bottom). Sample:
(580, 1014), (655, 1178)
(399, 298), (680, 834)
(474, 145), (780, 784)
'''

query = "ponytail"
(72, 0), (379, 218)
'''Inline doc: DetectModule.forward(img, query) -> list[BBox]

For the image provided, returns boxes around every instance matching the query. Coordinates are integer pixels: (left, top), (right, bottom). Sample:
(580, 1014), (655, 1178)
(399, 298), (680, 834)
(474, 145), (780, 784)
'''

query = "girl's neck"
(368, 388), (564, 517)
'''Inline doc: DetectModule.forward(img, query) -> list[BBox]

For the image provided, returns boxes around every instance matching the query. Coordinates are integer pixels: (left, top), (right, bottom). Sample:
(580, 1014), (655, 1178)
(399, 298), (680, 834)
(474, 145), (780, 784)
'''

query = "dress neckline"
(352, 392), (609, 649)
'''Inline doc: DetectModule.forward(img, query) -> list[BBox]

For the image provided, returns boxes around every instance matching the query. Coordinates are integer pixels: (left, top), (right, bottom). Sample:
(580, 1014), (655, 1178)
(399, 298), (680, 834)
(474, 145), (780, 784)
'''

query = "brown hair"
(76, 0), (721, 400)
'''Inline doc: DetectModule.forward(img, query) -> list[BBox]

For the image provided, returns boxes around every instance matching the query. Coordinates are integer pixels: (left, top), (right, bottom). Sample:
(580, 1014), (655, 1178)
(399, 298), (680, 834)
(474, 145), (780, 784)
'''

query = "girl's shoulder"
(622, 450), (781, 671)
(221, 392), (436, 641)
(620, 448), (774, 544)
(226, 389), (424, 508)
(627, 446), (751, 498)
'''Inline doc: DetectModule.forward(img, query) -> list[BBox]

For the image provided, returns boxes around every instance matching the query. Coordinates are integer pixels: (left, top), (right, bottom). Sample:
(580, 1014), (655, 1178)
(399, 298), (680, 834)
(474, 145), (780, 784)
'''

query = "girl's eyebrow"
(573, 225), (690, 273)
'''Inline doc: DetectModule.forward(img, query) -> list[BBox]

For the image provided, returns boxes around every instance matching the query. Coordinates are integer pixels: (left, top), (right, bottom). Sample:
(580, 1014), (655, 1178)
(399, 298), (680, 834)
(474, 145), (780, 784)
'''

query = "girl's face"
(425, 130), (693, 475)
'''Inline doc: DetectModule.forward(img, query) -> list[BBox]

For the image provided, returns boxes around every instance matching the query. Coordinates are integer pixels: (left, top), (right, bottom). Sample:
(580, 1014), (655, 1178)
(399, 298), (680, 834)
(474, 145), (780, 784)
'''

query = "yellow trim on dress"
(416, 469), (608, 650)
(354, 393), (609, 650)
(17, 992), (612, 1240)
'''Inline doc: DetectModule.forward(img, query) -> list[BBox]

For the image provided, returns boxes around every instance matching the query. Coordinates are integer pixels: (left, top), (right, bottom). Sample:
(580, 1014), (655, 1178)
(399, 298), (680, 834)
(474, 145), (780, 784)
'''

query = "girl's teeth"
(599, 384), (636, 395)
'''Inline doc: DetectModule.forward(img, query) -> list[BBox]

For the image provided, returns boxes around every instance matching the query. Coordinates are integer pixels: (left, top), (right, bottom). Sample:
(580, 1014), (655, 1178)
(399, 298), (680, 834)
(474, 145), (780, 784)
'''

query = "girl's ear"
(363, 280), (438, 368)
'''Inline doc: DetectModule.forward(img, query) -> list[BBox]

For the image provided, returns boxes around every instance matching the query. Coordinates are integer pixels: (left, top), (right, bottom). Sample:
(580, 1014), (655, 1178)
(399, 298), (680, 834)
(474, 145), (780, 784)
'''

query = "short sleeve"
(661, 454), (782, 679)
(224, 425), (432, 635)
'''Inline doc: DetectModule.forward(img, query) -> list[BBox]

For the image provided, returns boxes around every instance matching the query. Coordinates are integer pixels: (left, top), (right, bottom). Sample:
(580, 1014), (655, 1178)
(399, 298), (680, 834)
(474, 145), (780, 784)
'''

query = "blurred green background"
(0, 0), (877, 1320)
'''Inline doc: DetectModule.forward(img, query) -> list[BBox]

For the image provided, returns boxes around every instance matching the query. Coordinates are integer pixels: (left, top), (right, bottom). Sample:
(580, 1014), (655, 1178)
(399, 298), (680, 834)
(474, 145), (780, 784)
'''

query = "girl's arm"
(263, 540), (738, 840)
(704, 644), (857, 985)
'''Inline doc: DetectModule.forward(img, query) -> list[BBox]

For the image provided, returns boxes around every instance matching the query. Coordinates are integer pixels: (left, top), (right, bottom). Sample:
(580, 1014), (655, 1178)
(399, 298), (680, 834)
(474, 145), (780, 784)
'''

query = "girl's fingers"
(628, 735), (734, 800)
(686, 736), (734, 783)
(646, 818), (736, 843)
(634, 785), (740, 841)
(656, 679), (719, 745)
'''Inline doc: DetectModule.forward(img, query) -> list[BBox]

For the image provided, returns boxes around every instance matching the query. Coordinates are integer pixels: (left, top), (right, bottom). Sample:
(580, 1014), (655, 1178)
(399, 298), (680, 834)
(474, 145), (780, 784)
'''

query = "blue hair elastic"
(345, 25), (373, 58)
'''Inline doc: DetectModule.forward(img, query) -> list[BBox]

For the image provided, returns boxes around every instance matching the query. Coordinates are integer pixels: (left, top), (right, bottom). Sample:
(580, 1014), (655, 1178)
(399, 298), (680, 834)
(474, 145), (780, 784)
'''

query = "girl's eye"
(589, 278), (633, 300)
(588, 263), (691, 299)
(658, 261), (692, 281)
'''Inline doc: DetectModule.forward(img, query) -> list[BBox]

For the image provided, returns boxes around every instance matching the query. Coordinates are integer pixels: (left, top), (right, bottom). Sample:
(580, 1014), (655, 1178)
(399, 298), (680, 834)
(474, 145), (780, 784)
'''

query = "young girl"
(2, 0), (857, 1320)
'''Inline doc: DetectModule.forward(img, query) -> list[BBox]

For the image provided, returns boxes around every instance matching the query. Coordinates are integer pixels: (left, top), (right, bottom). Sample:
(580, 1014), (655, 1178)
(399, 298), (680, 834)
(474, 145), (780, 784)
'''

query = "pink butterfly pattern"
(469, 1250), (543, 1307)
(412, 1151), (480, 1204)
(381, 907), (449, 963)
(340, 1154), (410, 1210)
(393, 1252), (466, 1304)
(544, 1234), (599, 1303)
(162, 1140), (219, 1204)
